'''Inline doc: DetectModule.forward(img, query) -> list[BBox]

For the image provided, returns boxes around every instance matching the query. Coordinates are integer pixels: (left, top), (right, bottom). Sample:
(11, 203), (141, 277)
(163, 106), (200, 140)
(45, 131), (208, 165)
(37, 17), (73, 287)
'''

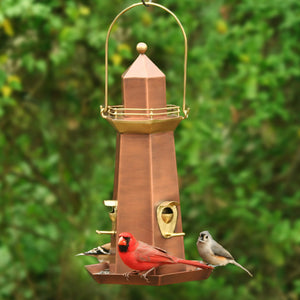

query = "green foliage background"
(1, 0), (300, 299)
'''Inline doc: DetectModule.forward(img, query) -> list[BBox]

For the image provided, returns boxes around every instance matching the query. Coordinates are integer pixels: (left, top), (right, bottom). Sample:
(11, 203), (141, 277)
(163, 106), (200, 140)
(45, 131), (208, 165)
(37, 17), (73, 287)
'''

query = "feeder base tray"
(85, 263), (212, 286)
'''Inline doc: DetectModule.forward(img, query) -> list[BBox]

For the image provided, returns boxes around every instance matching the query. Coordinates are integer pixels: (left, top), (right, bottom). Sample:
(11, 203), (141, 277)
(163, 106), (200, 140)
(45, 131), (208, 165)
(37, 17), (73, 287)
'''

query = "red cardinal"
(118, 232), (213, 281)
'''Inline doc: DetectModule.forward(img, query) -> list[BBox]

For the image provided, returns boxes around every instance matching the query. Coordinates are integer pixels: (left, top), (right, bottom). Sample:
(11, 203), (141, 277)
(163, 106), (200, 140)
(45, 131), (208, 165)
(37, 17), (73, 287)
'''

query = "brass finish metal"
(164, 232), (186, 238)
(103, 2), (189, 118)
(157, 201), (185, 239)
(109, 212), (116, 223)
(104, 200), (118, 208)
(101, 104), (181, 118)
(104, 200), (118, 223)
(103, 115), (183, 134)
(162, 213), (173, 224)
(136, 42), (148, 54)
(85, 263), (212, 286)
(96, 201), (118, 235)
(100, 104), (183, 134)
(96, 230), (116, 235)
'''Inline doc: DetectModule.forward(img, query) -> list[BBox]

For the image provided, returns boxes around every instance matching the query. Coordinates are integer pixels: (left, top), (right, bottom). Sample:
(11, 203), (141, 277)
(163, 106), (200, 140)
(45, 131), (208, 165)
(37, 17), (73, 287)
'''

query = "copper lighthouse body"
(112, 43), (185, 274)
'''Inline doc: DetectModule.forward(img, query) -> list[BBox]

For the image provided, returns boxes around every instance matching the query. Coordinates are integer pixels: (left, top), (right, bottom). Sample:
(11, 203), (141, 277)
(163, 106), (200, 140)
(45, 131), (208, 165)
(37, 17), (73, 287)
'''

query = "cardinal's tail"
(231, 260), (253, 277)
(175, 258), (214, 270)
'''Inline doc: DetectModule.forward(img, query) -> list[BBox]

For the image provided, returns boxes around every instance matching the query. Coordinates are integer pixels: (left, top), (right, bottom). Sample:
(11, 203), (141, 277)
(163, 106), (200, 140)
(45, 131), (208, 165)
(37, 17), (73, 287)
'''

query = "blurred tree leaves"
(0, 0), (300, 299)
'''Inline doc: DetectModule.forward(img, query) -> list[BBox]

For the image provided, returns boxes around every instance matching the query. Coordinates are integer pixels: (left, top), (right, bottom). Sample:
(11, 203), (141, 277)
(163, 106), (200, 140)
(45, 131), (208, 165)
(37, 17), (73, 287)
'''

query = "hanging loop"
(141, 0), (149, 7)
(102, 2), (189, 119)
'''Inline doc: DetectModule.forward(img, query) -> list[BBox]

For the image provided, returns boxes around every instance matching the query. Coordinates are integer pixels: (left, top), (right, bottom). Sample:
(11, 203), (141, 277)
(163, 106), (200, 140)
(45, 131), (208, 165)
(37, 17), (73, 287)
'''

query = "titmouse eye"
(199, 233), (208, 241)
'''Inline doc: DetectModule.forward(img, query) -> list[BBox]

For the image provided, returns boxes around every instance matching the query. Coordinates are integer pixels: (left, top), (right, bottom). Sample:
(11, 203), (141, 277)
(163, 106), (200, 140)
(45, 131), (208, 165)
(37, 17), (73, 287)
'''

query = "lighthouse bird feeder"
(84, 1), (213, 285)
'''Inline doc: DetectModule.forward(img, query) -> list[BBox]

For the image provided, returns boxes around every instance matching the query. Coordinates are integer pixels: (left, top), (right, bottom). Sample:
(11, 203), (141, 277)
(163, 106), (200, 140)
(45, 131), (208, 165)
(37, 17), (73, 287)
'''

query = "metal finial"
(136, 42), (148, 54)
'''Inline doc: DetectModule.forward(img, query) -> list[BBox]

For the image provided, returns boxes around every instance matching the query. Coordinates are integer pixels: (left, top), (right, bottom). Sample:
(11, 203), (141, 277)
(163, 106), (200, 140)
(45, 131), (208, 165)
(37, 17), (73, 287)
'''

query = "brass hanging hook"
(142, 0), (153, 7)
(141, 0), (149, 7)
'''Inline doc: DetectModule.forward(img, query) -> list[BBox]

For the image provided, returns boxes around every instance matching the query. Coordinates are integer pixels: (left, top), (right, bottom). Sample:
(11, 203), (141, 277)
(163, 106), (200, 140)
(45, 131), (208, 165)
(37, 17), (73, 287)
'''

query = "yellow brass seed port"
(156, 201), (185, 239)
(161, 207), (174, 223)
(162, 213), (173, 224)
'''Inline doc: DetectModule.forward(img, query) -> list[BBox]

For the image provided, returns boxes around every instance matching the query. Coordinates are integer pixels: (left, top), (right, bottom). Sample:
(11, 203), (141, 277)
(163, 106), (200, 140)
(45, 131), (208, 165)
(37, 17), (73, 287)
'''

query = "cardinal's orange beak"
(118, 236), (127, 246)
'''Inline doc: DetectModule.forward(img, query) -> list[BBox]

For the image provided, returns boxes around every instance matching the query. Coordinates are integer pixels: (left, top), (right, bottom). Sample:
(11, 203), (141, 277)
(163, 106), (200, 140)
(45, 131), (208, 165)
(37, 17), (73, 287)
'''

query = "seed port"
(161, 207), (174, 224)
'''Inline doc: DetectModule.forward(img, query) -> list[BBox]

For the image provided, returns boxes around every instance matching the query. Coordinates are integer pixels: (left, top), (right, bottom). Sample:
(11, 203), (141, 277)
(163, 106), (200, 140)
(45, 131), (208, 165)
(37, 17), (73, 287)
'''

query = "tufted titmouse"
(197, 231), (253, 277)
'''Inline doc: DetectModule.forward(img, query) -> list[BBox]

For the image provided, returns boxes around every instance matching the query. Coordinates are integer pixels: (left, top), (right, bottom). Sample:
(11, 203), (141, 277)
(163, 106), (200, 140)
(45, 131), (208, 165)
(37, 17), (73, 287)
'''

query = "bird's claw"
(139, 272), (150, 283)
(123, 270), (151, 282)
(139, 267), (155, 283)
(123, 270), (138, 281)
(124, 272), (130, 281)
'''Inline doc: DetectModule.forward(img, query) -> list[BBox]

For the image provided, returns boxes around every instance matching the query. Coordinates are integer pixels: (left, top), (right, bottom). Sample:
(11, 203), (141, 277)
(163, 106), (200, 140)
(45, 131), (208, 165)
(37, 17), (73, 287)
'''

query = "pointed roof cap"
(122, 43), (165, 79)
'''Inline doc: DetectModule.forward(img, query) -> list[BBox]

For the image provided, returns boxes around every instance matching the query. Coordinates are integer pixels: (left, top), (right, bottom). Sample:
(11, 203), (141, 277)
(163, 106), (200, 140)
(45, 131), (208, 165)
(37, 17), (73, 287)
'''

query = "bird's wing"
(101, 243), (111, 253)
(135, 241), (175, 263)
(153, 246), (167, 253)
(83, 245), (110, 256)
(211, 241), (234, 260)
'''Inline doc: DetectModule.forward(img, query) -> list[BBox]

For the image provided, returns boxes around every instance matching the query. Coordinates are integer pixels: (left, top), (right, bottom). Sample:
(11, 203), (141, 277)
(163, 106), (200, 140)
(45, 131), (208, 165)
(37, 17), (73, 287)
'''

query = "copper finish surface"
(111, 132), (185, 274)
(85, 263), (212, 286)
(122, 54), (166, 119)
(108, 48), (187, 275)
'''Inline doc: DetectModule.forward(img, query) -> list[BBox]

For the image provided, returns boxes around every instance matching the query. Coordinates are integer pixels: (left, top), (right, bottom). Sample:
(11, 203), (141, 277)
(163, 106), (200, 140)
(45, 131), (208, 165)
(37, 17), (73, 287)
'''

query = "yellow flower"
(118, 43), (131, 52)
(2, 19), (14, 36)
(8, 75), (21, 84)
(111, 53), (122, 66)
(1, 85), (12, 97)
(216, 20), (228, 34)
(79, 5), (90, 16)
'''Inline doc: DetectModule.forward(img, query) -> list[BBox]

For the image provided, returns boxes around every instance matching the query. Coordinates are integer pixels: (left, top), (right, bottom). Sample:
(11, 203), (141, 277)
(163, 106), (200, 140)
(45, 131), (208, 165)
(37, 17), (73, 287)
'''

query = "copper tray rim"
(85, 263), (213, 286)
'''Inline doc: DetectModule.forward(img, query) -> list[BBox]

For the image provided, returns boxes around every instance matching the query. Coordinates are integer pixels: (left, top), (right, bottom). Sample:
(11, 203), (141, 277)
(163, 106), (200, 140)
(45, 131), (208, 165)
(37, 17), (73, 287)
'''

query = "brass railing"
(101, 104), (181, 119)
